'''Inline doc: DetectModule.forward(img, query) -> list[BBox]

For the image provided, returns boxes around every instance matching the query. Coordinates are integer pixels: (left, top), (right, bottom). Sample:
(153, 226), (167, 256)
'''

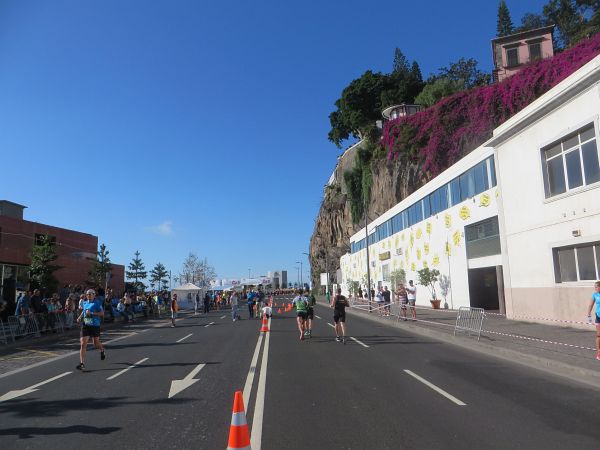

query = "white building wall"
(494, 78), (600, 326)
(340, 147), (499, 310)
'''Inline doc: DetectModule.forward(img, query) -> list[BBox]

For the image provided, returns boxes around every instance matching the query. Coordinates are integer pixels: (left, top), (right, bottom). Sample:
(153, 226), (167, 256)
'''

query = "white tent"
(172, 283), (203, 310)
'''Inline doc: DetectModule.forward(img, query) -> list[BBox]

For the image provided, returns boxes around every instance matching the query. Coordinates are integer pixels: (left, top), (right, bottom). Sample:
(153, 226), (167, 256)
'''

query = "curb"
(317, 300), (600, 390)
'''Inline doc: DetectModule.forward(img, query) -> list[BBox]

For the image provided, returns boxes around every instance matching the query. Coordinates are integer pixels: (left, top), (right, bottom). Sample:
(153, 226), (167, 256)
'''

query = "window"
(529, 42), (542, 61)
(422, 196), (431, 219)
(382, 264), (390, 282)
(542, 124), (600, 198)
(506, 47), (519, 67)
(553, 242), (600, 282)
(488, 157), (497, 187)
(465, 216), (501, 258)
(34, 233), (56, 246)
(449, 178), (461, 206)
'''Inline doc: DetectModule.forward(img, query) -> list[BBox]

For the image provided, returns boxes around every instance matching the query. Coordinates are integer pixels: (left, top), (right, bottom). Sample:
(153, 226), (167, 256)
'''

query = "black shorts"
(81, 325), (101, 338)
(306, 308), (314, 320)
(333, 310), (346, 323)
(297, 311), (308, 320)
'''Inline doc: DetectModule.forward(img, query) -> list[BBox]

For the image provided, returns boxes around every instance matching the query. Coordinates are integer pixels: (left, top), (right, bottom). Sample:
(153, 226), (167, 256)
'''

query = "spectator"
(64, 294), (76, 329)
(15, 293), (29, 316)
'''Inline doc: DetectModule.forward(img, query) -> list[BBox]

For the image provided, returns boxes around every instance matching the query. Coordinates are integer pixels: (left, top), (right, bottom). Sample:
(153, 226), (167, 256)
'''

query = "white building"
(340, 54), (600, 327)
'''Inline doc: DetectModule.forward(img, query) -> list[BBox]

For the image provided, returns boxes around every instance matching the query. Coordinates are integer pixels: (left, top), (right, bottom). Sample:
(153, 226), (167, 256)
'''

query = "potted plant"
(439, 274), (451, 309)
(416, 268), (441, 309)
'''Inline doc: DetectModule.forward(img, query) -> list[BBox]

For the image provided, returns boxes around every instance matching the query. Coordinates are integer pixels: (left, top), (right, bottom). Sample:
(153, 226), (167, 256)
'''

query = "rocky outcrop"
(309, 155), (424, 289)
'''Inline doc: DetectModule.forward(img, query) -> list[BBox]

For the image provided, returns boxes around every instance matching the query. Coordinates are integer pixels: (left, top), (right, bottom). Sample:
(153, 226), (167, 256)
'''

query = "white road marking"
(250, 317), (271, 450)
(0, 371), (72, 402)
(350, 337), (369, 348)
(220, 315), (226, 319)
(315, 315), (322, 319)
(176, 333), (193, 343)
(243, 333), (264, 417)
(168, 362), (206, 398)
(204, 322), (215, 328)
(107, 358), (149, 381)
(403, 370), (467, 406)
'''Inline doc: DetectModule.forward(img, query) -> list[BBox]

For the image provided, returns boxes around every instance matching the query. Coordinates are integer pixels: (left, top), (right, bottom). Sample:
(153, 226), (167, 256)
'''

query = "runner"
(330, 287), (349, 344)
(170, 293), (179, 327)
(292, 289), (309, 341)
(76, 289), (106, 371)
(305, 289), (316, 338)
(231, 290), (240, 321)
(586, 281), (600, 361)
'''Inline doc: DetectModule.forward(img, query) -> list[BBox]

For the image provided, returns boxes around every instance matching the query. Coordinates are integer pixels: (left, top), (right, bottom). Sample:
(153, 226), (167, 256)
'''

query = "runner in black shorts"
(76, 289), (106, 371)
(331, 288), (349, 344)
(305, 290), (316, 338)
(292, 290), (309, 341)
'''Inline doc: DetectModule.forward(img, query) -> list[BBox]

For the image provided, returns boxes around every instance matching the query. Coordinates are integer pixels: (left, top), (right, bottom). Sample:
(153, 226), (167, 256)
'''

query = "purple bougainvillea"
(382, 33), (600, 176)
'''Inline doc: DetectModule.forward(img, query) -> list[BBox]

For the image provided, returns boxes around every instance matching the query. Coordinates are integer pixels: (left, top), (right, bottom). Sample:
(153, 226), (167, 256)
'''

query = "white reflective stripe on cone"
(231, 411), (247, 426)
(227, 446), (251, 450)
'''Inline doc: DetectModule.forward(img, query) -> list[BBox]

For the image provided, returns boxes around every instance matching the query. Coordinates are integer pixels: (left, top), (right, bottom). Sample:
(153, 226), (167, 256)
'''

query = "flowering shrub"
(382, 33), (600, 176)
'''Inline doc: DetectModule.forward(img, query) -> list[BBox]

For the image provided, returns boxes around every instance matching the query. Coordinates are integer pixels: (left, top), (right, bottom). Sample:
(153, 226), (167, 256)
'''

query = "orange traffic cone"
(278, 308), (282, 314)
(227, 391), (251, 450)
(260, 315), (269, 332)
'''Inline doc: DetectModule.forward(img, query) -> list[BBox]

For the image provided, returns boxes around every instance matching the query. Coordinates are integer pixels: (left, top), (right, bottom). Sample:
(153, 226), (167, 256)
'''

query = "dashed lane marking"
(176, 333), (193, 343)
(315, 315), (322, 320)
(349, 337), (369, 348)
(404, 370), (466, 406)
(220, 315), (226, 319)
(204, 322), (215, 328)
(107, 358), (149, 381)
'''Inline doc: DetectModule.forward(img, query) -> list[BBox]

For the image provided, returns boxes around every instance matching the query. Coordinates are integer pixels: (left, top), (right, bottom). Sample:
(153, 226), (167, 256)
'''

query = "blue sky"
(0, 0), (547, 284)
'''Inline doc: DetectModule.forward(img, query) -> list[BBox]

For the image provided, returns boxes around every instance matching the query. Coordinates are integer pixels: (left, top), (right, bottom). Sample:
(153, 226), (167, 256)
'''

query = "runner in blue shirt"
(586, 281), (600, 361)
(76, 289), (106, 371)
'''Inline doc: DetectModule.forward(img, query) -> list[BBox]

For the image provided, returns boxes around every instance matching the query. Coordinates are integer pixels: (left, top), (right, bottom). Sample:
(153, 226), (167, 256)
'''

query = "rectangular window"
(34, 233), (56, 246)
(449, 178), (461, 206)
(459, 169), (475, 201)
(382, 264), (390, 282)
(506, 47), (519, 67)
(473, 160), (489, 194)
(542, 124), (600, 198)
(553, 242), (600, 282)
(529, 42), (541, 61)
(488, 157), (497, 187)
(465, 216), (501, 258)
(422, 196), (431, 219)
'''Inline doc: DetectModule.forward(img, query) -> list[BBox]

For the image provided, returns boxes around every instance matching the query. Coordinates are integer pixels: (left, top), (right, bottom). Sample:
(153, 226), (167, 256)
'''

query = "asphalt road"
(1, 295), (600, 449)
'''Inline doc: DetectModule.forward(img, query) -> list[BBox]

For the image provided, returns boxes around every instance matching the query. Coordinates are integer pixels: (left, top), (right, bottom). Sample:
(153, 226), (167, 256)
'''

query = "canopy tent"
(172, 283), (203, 309)
(211, 285), (235, 292)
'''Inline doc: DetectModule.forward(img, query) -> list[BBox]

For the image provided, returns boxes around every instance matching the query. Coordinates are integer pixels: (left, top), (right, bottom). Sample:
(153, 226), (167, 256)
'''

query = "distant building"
(0, 200), (125, 314)
(492, 25), (555, 83)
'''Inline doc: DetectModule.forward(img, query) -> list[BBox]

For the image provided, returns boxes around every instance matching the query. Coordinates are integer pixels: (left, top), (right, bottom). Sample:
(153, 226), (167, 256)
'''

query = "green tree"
(89, 243), (112, 289)
(126, 250), (147, 292)
(544, 0), (586, 47)
(497, 0), (514, 37)
(515, 12), (547, 32)
(328, 70), (393, 147)
(29, 234), (62, 294)
(149, 262), (169, 291)
(390, 269), (406, 291)
(437, 57), (491, 88)
(415, 77), (466, 107)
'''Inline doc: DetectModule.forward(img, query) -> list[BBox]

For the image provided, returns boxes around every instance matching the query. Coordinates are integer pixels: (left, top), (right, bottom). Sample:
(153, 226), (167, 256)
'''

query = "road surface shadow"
(0, 425), (121, 439)
(0, 396), (194, 419)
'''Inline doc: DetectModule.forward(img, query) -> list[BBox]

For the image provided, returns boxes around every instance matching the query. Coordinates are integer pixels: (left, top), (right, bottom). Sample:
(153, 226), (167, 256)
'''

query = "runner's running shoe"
(101, 350), (106, 360)
(335, 337), (341, 342)
(76, 363), (85, 371)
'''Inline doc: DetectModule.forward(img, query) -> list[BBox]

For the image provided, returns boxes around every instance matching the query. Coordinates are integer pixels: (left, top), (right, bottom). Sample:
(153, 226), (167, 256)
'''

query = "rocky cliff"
(308, 155), (423, 289)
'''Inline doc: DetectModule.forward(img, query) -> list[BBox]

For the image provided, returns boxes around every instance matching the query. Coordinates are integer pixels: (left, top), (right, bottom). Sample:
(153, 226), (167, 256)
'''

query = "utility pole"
(364, 194), (372, 313)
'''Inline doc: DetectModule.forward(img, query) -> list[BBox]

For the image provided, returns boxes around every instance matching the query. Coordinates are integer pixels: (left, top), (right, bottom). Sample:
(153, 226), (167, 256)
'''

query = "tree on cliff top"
(328, 49), (423, 148)
(497, 0), (514, 37)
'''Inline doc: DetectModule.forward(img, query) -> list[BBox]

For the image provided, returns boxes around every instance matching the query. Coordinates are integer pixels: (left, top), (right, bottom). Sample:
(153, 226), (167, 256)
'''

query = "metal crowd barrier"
(7, 314), (40, 339)
(454, 306), (485, 341)
(0, 319), (15, 344)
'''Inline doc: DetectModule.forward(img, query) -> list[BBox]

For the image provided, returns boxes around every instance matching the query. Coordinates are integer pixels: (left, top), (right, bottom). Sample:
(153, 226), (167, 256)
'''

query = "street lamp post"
(364, 195), (373, 313)
(296, 261), (303, 290)
(302, 252), (310, 290)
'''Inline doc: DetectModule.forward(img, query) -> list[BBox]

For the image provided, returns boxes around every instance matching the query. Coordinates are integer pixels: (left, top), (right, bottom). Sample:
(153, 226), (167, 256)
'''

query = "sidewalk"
(318, 296), (600, 389)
